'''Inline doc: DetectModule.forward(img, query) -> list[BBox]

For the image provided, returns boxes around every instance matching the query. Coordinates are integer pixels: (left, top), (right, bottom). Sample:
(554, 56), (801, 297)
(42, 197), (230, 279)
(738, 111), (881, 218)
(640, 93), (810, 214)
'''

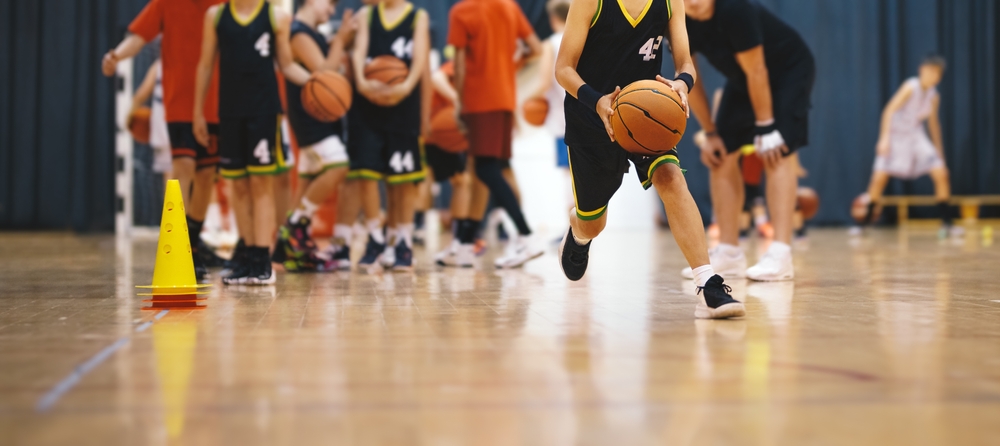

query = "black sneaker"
(222, 258), (253, 285)
(192, 249), (209, 283)
(558, 227), (590, 281)
(695, 275), (746, 319)
(223, 239), (248, 277)
(196, 239), (226, 267)
(246, 255), (276, 285)
(392, 241), (414, 271)
(358, 235), (385, 269)
(273, 217), (316, 265)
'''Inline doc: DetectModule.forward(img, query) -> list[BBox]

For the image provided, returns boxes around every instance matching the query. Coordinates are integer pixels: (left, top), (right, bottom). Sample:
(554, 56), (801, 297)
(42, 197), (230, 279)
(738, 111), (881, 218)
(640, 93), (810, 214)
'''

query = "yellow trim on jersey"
(213, 5), (225, 26)
(386, 170), (426, 185)
(640, 153), (681, 189)
(591, 0), (603, 28)
(230, 0), (264, 27)
(379, 2), (414, 32)
(567, 149), (608, 221)
(269, 3), (277, 31)
(348, 169), (385, 181)
(221, 168), (248, 179)
(617, 0), (653, 28)
(666, 0), (672, 20)
(247, 164), (279, 175)
(274, 115), (286, 169)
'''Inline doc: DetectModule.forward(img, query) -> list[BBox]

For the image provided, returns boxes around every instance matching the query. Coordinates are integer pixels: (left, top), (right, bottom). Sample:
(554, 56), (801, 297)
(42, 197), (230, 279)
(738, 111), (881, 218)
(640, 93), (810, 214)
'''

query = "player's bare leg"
(435, 169), (477, 267)
(747, 153), (798, 281)
(357, 179), (387, 269)
(929, 166), (959, 236)
(273, 171), (292, 227)
(652, 165), (710, 268)
(387, 182), (418, 271)
(681, 151), (747, 280)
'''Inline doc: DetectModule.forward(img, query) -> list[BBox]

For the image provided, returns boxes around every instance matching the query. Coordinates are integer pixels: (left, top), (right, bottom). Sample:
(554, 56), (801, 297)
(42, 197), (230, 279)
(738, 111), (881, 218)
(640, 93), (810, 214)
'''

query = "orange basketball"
(611, 80), (687, 156)
(851, 193), (881, 224)
(129, 106), (151, 144)
(797, 187), (820, 220)
(522, 98), (548, 126)
(302, 71), (353, 122)
(364, 55), (408, 85)
(426, 106), (468, 154)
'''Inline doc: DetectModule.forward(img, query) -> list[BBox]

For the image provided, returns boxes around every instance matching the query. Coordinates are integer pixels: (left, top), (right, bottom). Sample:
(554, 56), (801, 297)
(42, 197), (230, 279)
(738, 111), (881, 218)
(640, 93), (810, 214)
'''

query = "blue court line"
(34, 310), (170, 413)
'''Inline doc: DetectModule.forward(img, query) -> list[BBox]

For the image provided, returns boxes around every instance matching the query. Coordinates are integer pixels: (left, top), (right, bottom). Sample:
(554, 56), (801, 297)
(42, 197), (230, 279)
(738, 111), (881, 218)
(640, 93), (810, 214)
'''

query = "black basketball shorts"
(346, 118), (425, 184)
(218, 114), (291, 179)
(568, 140), (680, 221)
(424, 144), (466, 181)
(168, 122), (220, 169)
(716, 62), (816, 156)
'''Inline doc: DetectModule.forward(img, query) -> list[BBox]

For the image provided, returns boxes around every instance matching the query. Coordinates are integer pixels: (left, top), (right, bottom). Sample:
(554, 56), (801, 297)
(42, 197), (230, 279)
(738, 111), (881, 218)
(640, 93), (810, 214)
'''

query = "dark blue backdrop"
(1, 0), (997, 230)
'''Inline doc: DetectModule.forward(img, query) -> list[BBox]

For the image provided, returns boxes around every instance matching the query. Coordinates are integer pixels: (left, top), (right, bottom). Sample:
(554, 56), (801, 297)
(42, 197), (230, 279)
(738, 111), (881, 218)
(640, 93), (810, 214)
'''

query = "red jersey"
(129, 0), (223, 123)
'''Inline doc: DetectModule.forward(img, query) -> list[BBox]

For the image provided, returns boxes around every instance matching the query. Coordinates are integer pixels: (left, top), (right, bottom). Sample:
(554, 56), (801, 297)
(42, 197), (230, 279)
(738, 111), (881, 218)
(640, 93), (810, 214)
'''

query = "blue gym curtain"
(2, 0), (997, 230)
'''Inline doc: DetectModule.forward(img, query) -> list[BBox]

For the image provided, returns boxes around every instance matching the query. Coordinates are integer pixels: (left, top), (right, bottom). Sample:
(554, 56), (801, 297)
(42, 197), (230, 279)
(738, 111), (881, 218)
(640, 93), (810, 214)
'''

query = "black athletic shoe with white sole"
(695, 275), (746, 319)
(559, 227), (590, 281)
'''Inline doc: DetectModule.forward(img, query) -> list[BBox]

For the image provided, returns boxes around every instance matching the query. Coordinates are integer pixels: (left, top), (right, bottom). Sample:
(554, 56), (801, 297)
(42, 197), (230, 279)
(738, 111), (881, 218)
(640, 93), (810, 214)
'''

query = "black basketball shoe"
(558, 227), (590, 281)
(695, 275), (746, 319)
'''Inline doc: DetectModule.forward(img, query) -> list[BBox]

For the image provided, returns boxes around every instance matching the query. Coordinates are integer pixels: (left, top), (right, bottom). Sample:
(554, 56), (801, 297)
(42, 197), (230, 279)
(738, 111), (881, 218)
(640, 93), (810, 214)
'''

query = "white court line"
(35, 310), (169, 413)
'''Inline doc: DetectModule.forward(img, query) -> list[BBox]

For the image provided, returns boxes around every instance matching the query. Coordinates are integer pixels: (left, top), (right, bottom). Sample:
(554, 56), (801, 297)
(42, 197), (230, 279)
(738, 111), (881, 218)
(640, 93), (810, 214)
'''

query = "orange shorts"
(461, 111), (512, 160)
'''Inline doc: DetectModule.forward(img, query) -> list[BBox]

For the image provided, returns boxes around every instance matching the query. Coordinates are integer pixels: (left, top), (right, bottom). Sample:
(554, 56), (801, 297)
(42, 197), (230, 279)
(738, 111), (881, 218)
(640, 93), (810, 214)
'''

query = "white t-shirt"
(149, 63), (170, 150)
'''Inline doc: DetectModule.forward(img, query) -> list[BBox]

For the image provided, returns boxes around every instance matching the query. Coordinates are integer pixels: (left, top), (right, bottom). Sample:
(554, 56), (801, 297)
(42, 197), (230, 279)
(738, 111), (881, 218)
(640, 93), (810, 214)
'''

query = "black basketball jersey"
(564, 0), (672, 145)
(286, 20), (342, 147)
(215, 1), (282, 118)
(354, 3), (422, 136)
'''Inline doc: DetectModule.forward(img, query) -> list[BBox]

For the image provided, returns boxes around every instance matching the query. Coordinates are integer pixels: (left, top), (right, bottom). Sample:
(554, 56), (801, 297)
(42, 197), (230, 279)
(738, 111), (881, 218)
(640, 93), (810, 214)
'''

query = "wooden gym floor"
(1, 228), (999, 445)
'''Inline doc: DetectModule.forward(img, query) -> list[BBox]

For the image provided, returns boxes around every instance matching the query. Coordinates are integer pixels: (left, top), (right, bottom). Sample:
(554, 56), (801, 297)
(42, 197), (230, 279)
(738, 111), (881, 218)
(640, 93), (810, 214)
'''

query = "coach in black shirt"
(682, 0), (815, 282)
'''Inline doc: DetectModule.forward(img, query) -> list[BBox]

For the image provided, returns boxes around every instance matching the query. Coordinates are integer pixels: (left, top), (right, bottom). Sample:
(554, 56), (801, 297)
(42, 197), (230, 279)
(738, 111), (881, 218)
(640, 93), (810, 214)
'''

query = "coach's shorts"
(298, 134), (348, 179)
(347, 119), (425, 184)
(462, 111), (513, 160)
(218, 114), (291, 179)
(168, 122), (219, 169)
(568, 140), (681, 221)
(716, 61), (815, 156)
(425, 143), (466, 180)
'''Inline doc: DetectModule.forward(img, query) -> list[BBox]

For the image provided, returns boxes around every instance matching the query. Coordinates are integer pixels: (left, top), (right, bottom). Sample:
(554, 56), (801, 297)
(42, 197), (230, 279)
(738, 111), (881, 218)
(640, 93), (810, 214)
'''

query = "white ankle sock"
(572, 231), (591, 246)
(367, 219), (385, 244)
(290, 198), (320, 223)
(397, 223), (414, 248)
(385, 227), (398, 247)
(333, 224), (352, 245)
(692, 264), (716, 287)
(768, 241), (791, 256)
(717, 243), (742, 256)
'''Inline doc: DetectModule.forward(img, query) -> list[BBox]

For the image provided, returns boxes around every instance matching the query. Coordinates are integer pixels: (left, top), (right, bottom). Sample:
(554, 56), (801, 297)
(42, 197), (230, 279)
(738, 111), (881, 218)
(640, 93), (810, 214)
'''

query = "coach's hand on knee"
(598, 86), (621, 142)
(699, 134), (726, 169)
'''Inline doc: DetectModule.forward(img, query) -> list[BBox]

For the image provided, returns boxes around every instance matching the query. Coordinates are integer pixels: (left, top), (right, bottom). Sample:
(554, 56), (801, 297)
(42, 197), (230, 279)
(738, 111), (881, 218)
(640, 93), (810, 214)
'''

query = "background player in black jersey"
(350, 0), (430, 272)
(556, 0), (744, 319)
(193, 0), (313, 285)
(272, 0), (356, 272)
(683, 0), (816, 282)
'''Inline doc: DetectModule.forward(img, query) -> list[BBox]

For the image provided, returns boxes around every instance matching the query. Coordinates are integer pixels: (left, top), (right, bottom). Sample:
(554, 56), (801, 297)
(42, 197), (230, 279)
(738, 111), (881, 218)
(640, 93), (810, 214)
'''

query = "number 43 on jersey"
(639, 36), (663, 61)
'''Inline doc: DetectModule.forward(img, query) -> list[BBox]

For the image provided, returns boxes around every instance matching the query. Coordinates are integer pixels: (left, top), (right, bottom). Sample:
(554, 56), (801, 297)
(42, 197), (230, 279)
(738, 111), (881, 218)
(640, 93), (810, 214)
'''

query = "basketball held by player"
(556, 0), (744, 319)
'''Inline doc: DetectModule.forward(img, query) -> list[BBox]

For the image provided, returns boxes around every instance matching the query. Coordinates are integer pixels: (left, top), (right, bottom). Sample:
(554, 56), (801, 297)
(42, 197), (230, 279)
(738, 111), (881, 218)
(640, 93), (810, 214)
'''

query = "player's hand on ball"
(876, 137), (890, 157)
(101, 50), (118, 77)
(699, 133), (726, 169)
(656, 75), (689, 117)
(193, 115), (210, 148)
(597, 86), (621, 142)
(379, 83), (410, 107)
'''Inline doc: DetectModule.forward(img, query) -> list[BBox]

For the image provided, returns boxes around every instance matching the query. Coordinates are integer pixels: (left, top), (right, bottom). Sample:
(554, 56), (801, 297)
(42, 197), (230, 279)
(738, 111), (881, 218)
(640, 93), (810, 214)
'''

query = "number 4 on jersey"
(389, 151), (414, 173)
(639, 36), (663, 61)
(391, 37), (414, 60)
(255, 33), (270, 57)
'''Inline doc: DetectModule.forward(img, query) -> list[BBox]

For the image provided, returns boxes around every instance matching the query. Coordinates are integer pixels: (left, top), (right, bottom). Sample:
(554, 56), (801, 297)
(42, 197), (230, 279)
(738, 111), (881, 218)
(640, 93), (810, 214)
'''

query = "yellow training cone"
(137, 179), (209, 301)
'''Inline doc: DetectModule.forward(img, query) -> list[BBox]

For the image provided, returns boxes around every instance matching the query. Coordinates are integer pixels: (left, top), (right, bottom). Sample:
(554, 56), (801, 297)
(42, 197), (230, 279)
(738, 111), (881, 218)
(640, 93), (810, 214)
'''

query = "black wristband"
(674, 73), (694, 93)
(577, 84), (603, 114)
(754, 122), (777, 135)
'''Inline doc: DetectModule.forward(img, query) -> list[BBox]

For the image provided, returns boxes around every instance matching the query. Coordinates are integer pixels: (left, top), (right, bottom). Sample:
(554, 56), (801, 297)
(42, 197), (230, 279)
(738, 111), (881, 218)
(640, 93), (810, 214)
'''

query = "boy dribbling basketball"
(193, 0), (312, 285)
(556, 0), (743, 318)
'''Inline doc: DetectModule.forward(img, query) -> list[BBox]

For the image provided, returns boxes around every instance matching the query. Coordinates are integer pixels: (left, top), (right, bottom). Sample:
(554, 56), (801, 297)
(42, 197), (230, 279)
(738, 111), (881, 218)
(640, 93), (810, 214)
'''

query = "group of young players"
(105, 0), (955, 320)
